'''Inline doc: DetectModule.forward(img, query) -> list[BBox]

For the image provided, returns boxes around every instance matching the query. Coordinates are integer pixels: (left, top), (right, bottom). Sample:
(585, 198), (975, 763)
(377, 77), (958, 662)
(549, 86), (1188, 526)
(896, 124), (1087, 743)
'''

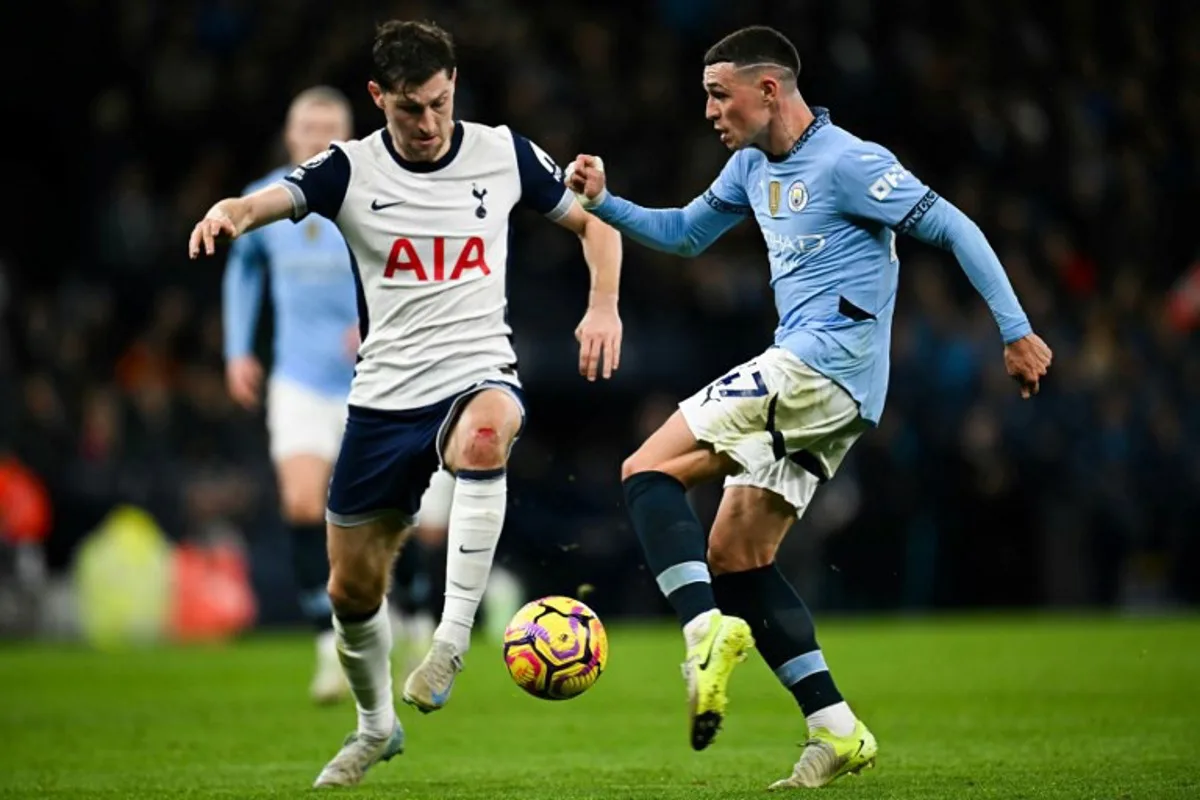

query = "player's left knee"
(707, 539), (777, 575)
(620, 451), (657, 481)
(455, 425), (507, 470)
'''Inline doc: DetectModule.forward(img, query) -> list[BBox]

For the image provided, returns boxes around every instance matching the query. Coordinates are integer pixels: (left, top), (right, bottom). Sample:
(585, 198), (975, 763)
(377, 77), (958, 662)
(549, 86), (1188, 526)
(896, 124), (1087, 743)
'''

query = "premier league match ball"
(502, 596), (608, 700)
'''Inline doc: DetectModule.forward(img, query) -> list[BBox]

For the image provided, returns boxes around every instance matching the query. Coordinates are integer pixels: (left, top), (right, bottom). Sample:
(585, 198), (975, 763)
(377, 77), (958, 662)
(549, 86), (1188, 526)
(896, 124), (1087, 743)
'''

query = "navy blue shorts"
(326, 380), (525, 527)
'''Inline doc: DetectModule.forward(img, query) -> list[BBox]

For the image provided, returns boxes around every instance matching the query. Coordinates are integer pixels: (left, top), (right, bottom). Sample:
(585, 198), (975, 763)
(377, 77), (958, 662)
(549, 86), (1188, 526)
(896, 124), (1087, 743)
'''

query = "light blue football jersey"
(222, 166), (359, 398)
(703, 109), (943, 423)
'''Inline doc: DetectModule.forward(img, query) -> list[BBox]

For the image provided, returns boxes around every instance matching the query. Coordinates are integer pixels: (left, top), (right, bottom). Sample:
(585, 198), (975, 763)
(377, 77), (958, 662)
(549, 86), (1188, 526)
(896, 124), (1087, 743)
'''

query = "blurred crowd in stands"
(3, 0), (1198, 625)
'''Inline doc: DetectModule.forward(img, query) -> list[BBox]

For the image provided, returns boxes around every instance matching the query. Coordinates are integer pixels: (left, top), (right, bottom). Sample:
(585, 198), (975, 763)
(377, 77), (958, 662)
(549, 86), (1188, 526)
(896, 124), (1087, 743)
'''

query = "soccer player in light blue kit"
(222, 86), (362, 703)
(566, 26), (1052, 787)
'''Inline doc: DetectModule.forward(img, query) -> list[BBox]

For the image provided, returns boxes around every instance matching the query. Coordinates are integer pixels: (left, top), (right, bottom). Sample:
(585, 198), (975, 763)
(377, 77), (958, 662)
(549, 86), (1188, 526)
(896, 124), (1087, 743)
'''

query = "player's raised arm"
(189, 184), (294, 259)
(512, 132), (624, 381)
(832, 144), (1052, 397)
(565, 153), (749, 258)
(189, 145), (351, 259)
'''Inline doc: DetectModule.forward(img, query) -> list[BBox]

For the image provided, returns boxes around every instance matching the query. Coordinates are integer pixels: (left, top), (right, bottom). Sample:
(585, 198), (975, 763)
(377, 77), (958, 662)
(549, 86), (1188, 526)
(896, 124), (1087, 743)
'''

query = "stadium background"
(3, 0), (1199, 636)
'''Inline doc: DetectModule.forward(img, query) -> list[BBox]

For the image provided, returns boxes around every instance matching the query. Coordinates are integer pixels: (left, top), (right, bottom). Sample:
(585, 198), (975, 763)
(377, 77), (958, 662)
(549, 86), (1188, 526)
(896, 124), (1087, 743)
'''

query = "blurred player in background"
(193, 20), (623, 788)
(222, 87), (438, 703)
(221, 86), (358, 704)
(567, 25), (1051, 788)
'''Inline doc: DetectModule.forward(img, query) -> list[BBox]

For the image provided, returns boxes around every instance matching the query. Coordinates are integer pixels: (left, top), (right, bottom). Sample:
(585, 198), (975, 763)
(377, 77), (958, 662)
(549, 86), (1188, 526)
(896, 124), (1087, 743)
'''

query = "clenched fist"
(564, 155), (608, 209)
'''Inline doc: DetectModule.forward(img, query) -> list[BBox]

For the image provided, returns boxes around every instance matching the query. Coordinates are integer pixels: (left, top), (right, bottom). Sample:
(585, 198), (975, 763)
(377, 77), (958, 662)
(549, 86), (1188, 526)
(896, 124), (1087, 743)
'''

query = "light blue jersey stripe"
(656, 560), (711, 596)
(774, 650), (829, 687)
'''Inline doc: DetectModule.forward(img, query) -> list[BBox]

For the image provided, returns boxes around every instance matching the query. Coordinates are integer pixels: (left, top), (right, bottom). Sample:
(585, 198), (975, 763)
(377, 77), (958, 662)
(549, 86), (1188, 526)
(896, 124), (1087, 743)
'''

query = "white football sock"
(683, 608), (719, 650)
(806, 700), (857, 737)
(434, 469), (507, 654)
(333, 603), (395, 738)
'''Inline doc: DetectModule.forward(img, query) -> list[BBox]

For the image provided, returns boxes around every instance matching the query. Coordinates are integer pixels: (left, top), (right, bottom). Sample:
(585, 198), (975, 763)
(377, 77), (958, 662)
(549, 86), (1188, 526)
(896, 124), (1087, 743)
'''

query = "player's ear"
(367, 81), (386, 111)
(760, 75), (779, 105)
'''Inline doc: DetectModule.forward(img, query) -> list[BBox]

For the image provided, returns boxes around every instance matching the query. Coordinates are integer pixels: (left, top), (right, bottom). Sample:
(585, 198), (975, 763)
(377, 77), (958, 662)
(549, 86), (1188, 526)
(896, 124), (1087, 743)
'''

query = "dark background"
(3, 0), (1198, 627)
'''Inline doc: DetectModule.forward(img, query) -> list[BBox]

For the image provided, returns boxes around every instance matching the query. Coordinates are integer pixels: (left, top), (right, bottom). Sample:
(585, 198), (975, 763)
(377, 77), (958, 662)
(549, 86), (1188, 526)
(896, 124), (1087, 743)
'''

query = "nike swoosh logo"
(698, 633), (718, 671)
(458, 545), (490, 554)
(371, 198), (405, 210)
(855, 739), (865, 756)
(430, 681), (454, 705)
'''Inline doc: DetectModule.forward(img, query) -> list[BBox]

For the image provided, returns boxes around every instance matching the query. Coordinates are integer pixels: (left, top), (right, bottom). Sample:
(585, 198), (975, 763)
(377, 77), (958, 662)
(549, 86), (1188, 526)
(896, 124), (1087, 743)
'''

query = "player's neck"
(763, 99), (815, 158)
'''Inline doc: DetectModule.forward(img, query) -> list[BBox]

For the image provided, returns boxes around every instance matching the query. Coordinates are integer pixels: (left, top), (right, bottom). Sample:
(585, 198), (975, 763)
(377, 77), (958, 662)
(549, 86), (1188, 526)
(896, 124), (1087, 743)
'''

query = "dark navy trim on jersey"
(282, 145), (351, 220)
(895, 189), (941, 236)
(347, 246), (368, 362)
(512, 132), (572, 220)
(381, 122), (464, 173)
(702, 190), (753, 216)
(764, 106), (831, 163)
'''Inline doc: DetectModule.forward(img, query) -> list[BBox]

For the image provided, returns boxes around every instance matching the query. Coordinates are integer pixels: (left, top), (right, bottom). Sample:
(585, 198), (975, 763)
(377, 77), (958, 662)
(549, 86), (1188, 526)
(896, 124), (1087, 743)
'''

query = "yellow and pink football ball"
(502, 596), (608, 700)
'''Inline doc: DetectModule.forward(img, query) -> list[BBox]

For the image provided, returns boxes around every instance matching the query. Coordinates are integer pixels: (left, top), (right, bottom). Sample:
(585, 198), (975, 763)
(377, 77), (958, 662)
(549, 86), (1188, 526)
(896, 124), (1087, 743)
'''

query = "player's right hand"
(1004, 332), (1052, 399)
(189, 209), (238, 259)
(564, 155), (607, 209)
(226, 355), (263, 410)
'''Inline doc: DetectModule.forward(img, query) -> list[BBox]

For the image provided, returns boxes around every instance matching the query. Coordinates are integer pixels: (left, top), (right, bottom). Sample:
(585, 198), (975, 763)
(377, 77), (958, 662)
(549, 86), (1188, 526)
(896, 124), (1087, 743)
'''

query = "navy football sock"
(713, 564), (844, 714)
(623, 471), (716, 627)
(391, 535), (432, 616)
(291, 522), (334, 633)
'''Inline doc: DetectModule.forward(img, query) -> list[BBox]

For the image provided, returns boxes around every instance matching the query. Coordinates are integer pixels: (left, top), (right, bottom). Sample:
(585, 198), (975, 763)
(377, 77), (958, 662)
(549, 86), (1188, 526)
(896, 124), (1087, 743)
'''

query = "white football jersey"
(276, 121), (573, 410)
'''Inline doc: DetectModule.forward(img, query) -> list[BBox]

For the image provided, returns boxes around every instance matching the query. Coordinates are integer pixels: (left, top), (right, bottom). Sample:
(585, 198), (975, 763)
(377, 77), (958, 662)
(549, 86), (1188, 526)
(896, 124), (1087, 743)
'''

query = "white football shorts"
(266, 376), (348, 463)
(678, 346), (868, 514)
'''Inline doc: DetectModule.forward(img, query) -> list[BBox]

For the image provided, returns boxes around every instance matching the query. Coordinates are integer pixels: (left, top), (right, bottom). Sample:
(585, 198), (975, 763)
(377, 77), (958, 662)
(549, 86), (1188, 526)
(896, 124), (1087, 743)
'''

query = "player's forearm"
(208, 186), (294, 236)
(590, 194), (730, 258)
(909, 199), (1032, 343)
(221, 256), (264, 359)
(579, 216), (622, 308)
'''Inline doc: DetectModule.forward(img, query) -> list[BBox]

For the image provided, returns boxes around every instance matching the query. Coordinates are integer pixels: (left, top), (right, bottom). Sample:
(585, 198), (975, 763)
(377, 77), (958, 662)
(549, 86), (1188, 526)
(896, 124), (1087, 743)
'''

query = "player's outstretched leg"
(622, 411), (755, 751)
(313, 517), (408, 789)
(404, 387), (524, 713)
(708, 485), (876, 788)
(277, 455), (348, 705)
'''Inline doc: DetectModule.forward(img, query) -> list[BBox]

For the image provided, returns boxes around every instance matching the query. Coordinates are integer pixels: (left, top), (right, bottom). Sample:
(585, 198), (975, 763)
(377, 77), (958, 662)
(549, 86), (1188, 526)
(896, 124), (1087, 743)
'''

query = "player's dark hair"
(371, 20), (457, 93)
(703, 26), (801, 77)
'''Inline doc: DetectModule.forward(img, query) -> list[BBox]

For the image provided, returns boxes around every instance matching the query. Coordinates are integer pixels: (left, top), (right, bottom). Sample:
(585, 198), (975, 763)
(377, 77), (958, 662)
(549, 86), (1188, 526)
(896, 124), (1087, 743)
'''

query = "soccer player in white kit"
(188, 20), (624, 788)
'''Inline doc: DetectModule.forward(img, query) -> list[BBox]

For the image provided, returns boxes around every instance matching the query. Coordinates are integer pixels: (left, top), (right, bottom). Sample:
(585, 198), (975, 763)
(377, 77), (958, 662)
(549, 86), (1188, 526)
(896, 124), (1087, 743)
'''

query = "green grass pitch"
(1, 615), (1198, 798)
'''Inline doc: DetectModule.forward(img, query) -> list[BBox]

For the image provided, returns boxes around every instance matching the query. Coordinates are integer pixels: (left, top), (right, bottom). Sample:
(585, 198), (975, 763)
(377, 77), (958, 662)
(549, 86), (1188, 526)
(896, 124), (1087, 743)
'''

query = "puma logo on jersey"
(384, 236), (490, 281)
(869, 164), (910, 200)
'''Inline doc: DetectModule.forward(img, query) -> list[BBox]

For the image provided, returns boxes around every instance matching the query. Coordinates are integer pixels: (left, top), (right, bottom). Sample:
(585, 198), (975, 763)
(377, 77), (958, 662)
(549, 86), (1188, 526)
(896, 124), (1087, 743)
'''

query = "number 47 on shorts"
(700, 368), (768, 405)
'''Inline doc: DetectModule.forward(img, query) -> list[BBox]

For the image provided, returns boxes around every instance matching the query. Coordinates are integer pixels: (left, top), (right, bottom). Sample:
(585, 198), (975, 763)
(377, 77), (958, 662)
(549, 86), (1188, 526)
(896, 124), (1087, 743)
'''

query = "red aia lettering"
(383, 237), (490, 281)
(384, 238), (425, 280)
(450, 237), (487, 280)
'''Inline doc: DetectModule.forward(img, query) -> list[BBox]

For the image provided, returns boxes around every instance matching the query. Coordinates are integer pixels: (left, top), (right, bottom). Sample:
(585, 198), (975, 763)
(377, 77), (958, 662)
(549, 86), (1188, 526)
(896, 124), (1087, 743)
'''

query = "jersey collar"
(765, 106), (830, 163)
(381, 121), (464, 173)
